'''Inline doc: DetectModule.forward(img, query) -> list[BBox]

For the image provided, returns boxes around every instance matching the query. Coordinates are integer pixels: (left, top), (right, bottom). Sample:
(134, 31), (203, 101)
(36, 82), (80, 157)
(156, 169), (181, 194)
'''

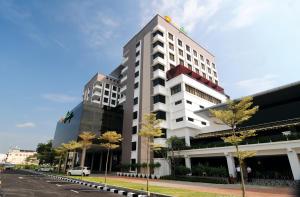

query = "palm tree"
(54, 145), (67, 173)
(62, 140), (81, 173)
(78, 131), (96, 168)
(99, 131), (122, 186)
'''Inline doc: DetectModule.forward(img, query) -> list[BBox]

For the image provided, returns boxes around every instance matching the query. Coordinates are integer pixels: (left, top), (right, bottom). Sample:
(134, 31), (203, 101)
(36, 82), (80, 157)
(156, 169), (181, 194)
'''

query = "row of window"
(175, 117), (207, 125)
(185, 84), (221, 104)
(174, 99), (204, 109)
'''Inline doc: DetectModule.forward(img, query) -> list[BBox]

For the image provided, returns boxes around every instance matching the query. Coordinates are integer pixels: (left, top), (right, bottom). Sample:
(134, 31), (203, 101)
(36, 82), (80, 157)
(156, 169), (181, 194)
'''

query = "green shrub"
(175, 166), (191, 175)
(192, 164), (227, 177)
(161, 175), (227, 184)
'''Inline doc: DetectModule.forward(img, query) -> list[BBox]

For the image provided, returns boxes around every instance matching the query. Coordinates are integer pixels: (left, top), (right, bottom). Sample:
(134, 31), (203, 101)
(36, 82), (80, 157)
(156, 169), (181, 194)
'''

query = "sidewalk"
(91, 174), (294, 197)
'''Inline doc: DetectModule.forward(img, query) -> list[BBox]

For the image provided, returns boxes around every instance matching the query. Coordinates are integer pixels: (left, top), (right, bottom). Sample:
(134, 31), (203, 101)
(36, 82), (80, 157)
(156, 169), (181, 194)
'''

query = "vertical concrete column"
(287, 149), (300, 180)
(225, 153), (236, 178)
(109, 153), (113, 172)
(91, 153), (94, 171)
(99, 152), (103, 172)
(184, 132), (191, 146)
(184, 156), (191, 169)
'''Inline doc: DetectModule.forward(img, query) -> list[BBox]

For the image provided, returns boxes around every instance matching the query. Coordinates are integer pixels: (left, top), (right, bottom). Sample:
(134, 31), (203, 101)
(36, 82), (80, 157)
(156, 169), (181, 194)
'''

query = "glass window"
(132, 142), (136, 151)
(201, 63), (205, 70)
(155, 110), (166, 120)
(153, 78), (165, 87)
(152, 30), (163, 37)
(187, 54), (191, 61)
(186, 45), (190, 52)
(136, 42), (140, 47)
(169, 42), (174, 50)
(153, 94), (166, 104)
(153, 63), (165, 71)
(195, 68), (199, 74)
(135, 71), (139, 78)
(193, 50), (197, 57)
(153, 41), (164, 48)
(200, 54), (204, 61)
(133, 97), (138, 105)
(188, 117), (194, 122)
(136, 51), (140, 57)
(188, 64), (192, 70)
(171, 84), (181, 95)
(132, 126), (137, 134)
(111, 100), (116, 105)
(169, 53), (175, 61)
(194, 59), (198, 66)
(175, 100), (182, 105)
(112, 93), (116, 98)
(152, 52), (164, 60)
(134, 82), (139, 89)
(168, 32), (173, 40)
(179, 59), (184, 65)
(104, 90), (109, 95)
(186, 100), (192, 104)
(176, 117), (183, 122)
(105, 84), (110, 88)
(135, 61), (139, 67)
(178, 49), (183, 56)
(206, 59), (210, 65)
(133, 111), (138, 119)
(104, 97), (108, 103)
(212, 63), (216, 69)
(178, 39), (182, 46)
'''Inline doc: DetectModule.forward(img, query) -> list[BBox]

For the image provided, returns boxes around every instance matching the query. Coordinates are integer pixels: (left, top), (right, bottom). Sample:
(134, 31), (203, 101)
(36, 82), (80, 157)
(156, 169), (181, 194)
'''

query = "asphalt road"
(0, 170), (119, 197)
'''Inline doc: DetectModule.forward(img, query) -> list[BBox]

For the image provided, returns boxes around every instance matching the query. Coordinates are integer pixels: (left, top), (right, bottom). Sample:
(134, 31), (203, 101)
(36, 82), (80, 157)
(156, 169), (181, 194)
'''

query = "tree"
(139, 113), (163, 195)
(25, 154), (38, 165)
(54, 145), (67, 173)
(99, 131), (122, 186)
(62, 140), (81, 172)
(36, 140), (56, 165)
(166, 136), (186, 176)
(78, 131), (96, 168)
(210, 96), (258, 197)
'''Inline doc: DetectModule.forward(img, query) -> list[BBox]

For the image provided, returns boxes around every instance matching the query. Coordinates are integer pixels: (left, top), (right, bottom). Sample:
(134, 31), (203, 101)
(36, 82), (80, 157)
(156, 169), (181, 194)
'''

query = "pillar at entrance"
(184, 133), (191, 146)
(287, 149), (300, 180)
(184, 156), (191, 169)
(225, 153), (236, 178)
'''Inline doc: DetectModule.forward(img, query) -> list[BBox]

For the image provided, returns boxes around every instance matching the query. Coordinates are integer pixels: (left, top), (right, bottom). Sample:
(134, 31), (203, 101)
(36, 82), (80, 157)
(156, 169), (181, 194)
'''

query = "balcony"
(120, 75), (127, 83)
(119, 96), (126, 104)
(152, 69), (166, 79)
(152, 56), (166, 66)
(93, 84), (102, 91)
(120, 85), (127, 93)
(153, 44), (165, 54)
(153, 85), (167, 95)
(121, 66), (128, 74)
(91, 99), (101, 104)
(153, 102), (168, 112)
(92, 91), (101, 97)
(153, 33), (165, 43)
(122, 56), (128, 64)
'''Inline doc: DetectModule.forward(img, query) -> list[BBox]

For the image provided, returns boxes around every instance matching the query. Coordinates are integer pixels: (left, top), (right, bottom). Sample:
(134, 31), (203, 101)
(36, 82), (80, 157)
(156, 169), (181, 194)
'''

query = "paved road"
(0, 170), (119, 197)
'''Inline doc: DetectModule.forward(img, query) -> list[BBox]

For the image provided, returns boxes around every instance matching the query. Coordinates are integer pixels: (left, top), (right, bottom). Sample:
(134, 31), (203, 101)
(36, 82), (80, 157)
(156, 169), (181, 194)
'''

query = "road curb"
(29, 171), (169, 197)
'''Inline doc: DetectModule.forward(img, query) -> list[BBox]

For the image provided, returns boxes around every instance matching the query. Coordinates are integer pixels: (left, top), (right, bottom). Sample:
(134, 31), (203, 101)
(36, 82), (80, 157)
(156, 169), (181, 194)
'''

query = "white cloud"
(42, 93), (78, 103)
(236, 74), (278, 95)
(16, 122), (36, 128)
(139, 0), (223, 32)
(226, 0), (271, 29)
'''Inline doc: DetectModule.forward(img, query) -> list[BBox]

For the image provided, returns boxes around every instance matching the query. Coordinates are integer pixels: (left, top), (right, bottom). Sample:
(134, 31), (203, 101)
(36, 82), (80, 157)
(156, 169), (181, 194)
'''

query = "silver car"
(67, 167), (90, 176)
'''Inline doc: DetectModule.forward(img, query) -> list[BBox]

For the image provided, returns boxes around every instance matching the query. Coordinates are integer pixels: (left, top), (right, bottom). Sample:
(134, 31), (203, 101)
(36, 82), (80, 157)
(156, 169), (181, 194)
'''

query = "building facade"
(6, 148), (37, 165)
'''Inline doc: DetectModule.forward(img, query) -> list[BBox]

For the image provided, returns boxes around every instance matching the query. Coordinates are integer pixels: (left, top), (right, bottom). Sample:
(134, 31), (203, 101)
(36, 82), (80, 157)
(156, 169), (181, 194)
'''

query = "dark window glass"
(153, 63), (165, 71)
(169, 42), (174, 50)
(112, 86), (117, 91)
(136, 51), (140, 57)
(132, 142), (136, 151)
(132, 126), (137, 134)
(175, 100), (182, 105)
(199, 105), (204, 109)
(133, 97), (138, 105)
(201, 121), (207, 125)
(112, 93), (117, 98)
(179, 59), (184, 65)
(188, 117), (194, 122)
(170, 64), (175, 69)
(193, 50), (197, 57)
(104, 90), (109, 95)
(178, 39), (182, 46)
(176, 117), (183, 122)
(188, 64), (192, 70)
(134, 82), (139, 89)
(186, 100), (192, 104)
(104, 97), (108, 103)
(135, 61), (139, 67)
(152, 52), (164, 60)
(200, 54), (204, 60)
(171, 84), (181, 95)
(186, 45), (190, 51)
(155, 110), (166, 120)
(105, 84), (110, 88)
(111, 100), (116, 105)
(185, 84), (221, 104)
(133, 111), (138, 119)
(178, 49), (183, 56)
(168, 33), (173, 40)
(154, 128), (167, 138)
(152, 30), (163, 37)
(187, 54), (191, 61)
(136, 42), (140, 47)
(153, 78), (165, 87)
(153, 94), (166, 104)
(131, 159), (136, 170)
(135, 71), (139, 78)
(153, 41), (164, 48)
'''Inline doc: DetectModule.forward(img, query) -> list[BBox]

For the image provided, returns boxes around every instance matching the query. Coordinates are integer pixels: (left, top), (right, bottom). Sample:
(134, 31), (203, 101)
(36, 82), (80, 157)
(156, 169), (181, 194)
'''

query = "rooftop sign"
(164, 16), (187, 34)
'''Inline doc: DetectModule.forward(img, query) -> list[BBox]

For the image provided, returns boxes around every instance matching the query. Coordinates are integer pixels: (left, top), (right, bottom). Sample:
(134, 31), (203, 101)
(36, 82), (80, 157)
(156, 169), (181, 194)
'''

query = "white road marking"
(70, 189), (79, 193)
(18, 177), (24, 179)
(56, 184), (62, 187)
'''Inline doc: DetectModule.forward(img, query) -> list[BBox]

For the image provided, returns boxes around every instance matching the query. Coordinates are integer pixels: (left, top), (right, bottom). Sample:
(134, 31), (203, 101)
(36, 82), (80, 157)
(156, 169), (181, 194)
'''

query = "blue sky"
(0, 0), (299, 153)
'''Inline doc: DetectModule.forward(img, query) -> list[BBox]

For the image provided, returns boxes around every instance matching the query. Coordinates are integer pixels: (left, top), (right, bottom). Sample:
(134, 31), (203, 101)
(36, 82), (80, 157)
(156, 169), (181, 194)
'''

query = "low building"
(6, 148), (37, 165)
(0, 153), (7, 164)
(171, 81), (300, 180)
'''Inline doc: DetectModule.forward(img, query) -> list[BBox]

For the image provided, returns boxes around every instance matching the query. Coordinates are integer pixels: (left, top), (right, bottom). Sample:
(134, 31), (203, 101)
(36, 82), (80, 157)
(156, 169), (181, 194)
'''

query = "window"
(111, 100), (116, 105)
(155, 110), (166, 120)
(188, 64), (192, 70)
(193, 50), (197, 57)
(199, 105), (204, 109)
(203, 73), (206, 78)
(178, 39), (182, 46)
(136, 51), (140, 57)
(208, 68), (211, 74)
(206, 59), (210, 65)
(112, 93), (117, 98)
(134, 82), (139, 89)
(212, 63), (216, 69)
(185, 84), (221, 104)
(131, 159), (136, 170)
(105, 84), (110, 88)
(133, 97), (138, 105)
(171, 84), (181, 95)
(169, 42), (174, 50)
(104, 90), (109, 95)
(112, 86), (117, 91)
(175, 100), (182, 105)
(213, 71), (217, 77)
(170, 64), (175, 69)
(153, 94), (166, 104)
(186, 45), (190, 52)
(136, 42), (140, 48)
(176, 117), (183, 122)
(132, 126), (137, 134)
(132, 142), (136, 151)
(152, 30), (163, 37)
(153, 78), (165, 87)
(186, 100), (192, 104)
(187, 54), (191, 61)
(152, 52), (164, 60)
(194, 59), (198, 66)
(135, 71), (139, 78)
(168, 32), (173, 40)
(215, 80), (218, 85)
(133, 111), (138, 119)
(209, 76), (213, 81)
(169, 53), (175, 61)
(160, 128), (167, 138)
(153, 40), (164, 48)
(178, 49), (183, 56)
(135, 61), (139, 67)
(201, 63), (205, 70)
(179, 59), (184, 65)
(200, 54), (204, 61)
(104, 97), (108, 103)
(201, 121), (207, 125)
(195, 68), (199, 74)
(153, 63), (165, 71)
(188, 117), (194, 122)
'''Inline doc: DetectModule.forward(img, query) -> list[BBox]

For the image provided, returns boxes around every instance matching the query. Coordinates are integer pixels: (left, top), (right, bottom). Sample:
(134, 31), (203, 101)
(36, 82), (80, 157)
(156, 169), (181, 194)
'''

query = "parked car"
(67, 167), (90, 176)
(38, 167), (53, 172)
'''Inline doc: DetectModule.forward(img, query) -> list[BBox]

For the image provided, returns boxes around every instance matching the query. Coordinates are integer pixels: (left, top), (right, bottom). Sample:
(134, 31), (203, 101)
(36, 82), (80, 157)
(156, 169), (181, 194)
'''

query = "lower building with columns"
(168, 81), (300, 180)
